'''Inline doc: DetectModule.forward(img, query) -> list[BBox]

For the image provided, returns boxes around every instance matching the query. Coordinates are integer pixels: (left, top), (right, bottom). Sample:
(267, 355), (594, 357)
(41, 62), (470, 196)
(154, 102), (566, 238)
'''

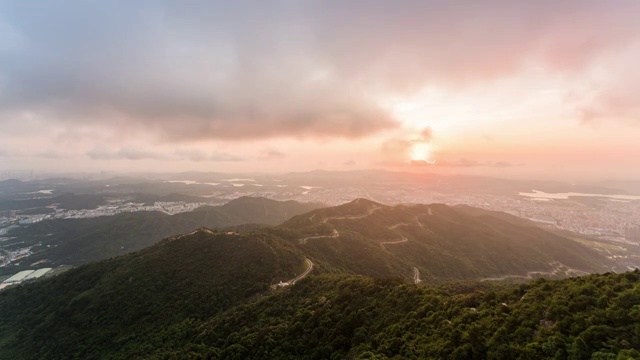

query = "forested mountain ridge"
(2, 255), (638, 359)
(277, 198), (613, 281)
(2, 197), (322, 275)
(0, 229), (307, 359)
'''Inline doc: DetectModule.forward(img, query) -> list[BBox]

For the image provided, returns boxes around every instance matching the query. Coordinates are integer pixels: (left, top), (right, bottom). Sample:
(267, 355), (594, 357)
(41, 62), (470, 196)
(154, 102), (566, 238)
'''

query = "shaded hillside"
(0, 179), (38, 197)
(218, 196), (324, 225)
(0, 229), (306, 360)
(278, 199), (612, 281)
(2, 197), (322, 274)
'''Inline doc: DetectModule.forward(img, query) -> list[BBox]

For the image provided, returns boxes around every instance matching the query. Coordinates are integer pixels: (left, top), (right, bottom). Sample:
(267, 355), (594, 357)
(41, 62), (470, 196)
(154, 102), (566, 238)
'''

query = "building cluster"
(0, 247), (33, 268)
(54, 201), (208, 219)
(19, 215), (49, 224)
(0, 210), (17, 219)
(0, 268), (51, 290)
(626, 226), (640, 243)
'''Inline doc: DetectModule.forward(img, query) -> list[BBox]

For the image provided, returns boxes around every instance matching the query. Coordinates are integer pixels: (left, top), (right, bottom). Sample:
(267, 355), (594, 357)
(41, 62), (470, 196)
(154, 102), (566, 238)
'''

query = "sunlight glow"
(409, 143), (434, 163)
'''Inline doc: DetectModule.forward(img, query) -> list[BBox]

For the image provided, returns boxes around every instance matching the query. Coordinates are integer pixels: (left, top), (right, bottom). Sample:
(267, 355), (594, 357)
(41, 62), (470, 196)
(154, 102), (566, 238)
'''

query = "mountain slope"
(278, 199), (612, 281)
(0, 229), (306, 360)
(2, 260), (639, 359)
(3, 197), (322, 274)
(178, 271), (640, 360)
(218, 196), (323, 225)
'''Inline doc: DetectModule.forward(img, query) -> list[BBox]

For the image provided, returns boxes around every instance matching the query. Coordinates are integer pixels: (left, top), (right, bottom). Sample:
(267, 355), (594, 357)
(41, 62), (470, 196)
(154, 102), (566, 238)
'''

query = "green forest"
(1, 229), (638, 359)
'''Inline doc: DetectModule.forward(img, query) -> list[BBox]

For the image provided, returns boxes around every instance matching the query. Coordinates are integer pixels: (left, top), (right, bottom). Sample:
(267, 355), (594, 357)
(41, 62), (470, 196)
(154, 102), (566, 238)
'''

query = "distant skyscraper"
(0, 210), (16, 219)
(625, 225), (640, 243)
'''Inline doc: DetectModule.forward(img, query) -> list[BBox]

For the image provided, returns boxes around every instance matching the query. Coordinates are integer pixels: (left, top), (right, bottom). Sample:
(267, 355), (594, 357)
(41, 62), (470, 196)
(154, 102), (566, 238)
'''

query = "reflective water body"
(518, 190), (640, 201)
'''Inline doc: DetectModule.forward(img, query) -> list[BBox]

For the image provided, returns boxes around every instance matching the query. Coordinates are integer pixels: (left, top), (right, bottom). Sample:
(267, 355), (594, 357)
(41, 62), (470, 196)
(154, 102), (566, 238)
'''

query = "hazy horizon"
(2, 1), (640, 181)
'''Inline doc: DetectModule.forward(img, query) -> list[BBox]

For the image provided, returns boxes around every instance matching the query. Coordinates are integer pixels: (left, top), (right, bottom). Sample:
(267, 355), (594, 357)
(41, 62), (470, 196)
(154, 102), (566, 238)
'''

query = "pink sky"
(1, 1), (639, 180)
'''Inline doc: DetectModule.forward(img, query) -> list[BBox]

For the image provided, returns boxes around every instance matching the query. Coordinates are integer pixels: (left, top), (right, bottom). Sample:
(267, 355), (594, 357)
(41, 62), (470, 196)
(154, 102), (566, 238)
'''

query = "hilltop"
(277, 199), (612, 281)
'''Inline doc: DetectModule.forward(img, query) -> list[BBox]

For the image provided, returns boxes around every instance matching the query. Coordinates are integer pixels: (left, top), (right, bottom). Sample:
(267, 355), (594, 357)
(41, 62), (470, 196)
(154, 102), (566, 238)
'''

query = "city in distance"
(2, 1), (640, 359)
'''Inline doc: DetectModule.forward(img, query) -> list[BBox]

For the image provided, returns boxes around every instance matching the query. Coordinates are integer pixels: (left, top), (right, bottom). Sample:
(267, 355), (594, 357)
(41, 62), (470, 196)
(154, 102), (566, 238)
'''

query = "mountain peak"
(0, 179), (23, 185)
(281, 200), (611, 280)
(347, 198), (382, 206)
(331, 198), (386, 214)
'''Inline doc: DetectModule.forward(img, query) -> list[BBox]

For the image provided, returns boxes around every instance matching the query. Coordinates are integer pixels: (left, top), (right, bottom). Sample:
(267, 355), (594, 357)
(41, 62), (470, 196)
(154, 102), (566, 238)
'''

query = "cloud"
(433, 159), (522, 168)
(438, 158), (480, 168)
(419, 128), (432, 143)
(86, 147), (166, 160)
(344, 160), (356, 166)
(208, 151), (244, 162)
(381, 138), (413, 154)
(492, 161), (521, 168)
(0, 149), (74, 159)
(577, 48), (640, 126)
(1, 1), (638, 143)
(260, 148), (287, 160)
(409, 160), (433, 167)
(175, 149), (208, 162)
(35, 151), (69, 159)
(381, 127), (433, 159)
(87, 147), (244, 162)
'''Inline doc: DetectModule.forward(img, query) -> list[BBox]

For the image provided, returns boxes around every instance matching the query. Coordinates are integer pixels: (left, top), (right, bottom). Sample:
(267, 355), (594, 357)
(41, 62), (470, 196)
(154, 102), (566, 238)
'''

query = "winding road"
(300, 229), (340, 244)
(290, 258), (314, 284)
(480, 262), (590, 282)
(321, 205), (383, 224)
(388, 223), (411, 230)
(276, 258), (314, 287)
(413, 267), (422, 284)
(379, 236), (409, 249)
(299, 204), (382, 244)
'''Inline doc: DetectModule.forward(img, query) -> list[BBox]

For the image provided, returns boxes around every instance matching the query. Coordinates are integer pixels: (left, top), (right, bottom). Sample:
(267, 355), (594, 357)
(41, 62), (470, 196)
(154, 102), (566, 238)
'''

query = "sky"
(1, 0), (640, 180)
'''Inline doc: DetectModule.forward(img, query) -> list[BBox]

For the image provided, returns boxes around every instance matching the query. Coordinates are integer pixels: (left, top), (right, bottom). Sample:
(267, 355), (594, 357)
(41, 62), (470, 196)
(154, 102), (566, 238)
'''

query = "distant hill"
(2, 197), (322, 274)
(0, 192), (106, 211)
(218, 196), (323, 224)
(0, 179), (28, 196)
(277, 199), (613, 281)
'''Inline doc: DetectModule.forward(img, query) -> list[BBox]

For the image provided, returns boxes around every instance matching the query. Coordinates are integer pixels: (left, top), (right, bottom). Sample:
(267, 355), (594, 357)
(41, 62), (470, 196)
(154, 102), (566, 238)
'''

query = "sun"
(409, 143), (434, 163)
